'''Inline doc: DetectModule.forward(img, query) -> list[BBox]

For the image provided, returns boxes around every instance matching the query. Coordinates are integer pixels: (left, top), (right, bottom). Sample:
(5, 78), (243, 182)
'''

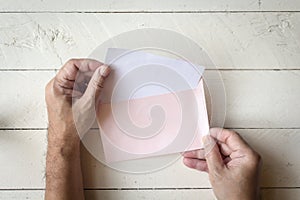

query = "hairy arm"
(45, 122), (84, 200)
(44, 59), (110, 200)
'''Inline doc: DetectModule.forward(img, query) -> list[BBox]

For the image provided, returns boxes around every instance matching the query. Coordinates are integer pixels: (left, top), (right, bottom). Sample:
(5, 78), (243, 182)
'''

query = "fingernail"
(99, 65), (110, 77)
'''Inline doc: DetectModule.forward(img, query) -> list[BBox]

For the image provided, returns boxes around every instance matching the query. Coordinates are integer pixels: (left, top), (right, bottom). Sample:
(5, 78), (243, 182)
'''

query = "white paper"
(101, 48), (205, 103)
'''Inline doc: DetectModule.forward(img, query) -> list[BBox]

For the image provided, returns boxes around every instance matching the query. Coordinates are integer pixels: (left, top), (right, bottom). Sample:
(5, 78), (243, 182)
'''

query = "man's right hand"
(183, 128), (262, 200)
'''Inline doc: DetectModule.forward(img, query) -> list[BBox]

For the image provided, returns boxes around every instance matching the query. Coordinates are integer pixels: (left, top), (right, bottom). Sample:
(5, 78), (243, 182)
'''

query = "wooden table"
(0, 1), (300, 199)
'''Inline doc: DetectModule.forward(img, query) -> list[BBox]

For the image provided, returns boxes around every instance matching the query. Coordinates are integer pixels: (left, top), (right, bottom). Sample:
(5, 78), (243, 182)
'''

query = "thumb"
(83, 64), (110, 100)
(203, 135), (224, 172)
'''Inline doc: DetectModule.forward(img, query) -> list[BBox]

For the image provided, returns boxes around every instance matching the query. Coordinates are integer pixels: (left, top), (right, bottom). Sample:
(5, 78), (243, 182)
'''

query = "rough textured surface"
(0, 13), (300, 69)
(0, 0), (299, 11)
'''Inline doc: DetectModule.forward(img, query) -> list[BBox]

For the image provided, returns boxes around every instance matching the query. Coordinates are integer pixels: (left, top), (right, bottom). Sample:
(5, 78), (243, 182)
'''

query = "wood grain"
(1, 189), (300, 200)
(1, 70), (299, 129)
(84, 189), (216, 200)
(0, 71), (54, 128)
(0, 0), (300, 12)
(0, 13), (300, 69)
(0, 129), (299, 189)
(1, 2), (300, 198)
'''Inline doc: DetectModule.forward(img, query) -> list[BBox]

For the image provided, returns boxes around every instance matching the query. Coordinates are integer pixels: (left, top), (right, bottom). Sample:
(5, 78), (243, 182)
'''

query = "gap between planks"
(0, 11), (300, 14)
(1, 187), (300, 191)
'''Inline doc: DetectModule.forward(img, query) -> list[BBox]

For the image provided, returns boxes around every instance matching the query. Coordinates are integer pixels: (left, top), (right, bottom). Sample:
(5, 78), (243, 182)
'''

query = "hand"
(183, 128), (262, 200)
(45, 59), (111, 200)
(45, 59), (110, 143)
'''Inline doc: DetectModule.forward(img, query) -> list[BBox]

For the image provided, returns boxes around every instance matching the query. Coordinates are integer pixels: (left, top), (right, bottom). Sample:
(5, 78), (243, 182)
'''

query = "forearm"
(44, 59), (110, 199)
(45, 123), (84, 200)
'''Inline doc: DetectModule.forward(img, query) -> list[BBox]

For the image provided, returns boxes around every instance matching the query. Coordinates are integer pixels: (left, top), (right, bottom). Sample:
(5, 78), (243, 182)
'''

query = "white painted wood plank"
(241, 130), (300, 187)
(1, 71), (299, 129)
(215, 70), (300, 128)
(0, 71), (54, 128)
(82, 129), (300, 188)
(0, 0), (299, 12)
(0, 13), (300, 69)
(1, 189), (299, 200)
(0, 130), (46, 189)
(261, 189), (300, 200)
(84, 189), (300, 200)
(84, 189), (216, 200)
(1, 129), (299, 189)
(0, 190), (44, 200)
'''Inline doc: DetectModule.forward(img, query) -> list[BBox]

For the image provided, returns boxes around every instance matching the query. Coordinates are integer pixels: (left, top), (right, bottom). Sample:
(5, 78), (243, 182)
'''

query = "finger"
(218, 142), (232, 157)
(83, 65), (110, 100)
(62, 59), (103, 78)
(223, 156), (232, 165)
(71, 90), (83, 98)
(203, 135), (224, 172)
(50, 78), (77, 98)
(55, 59), (103, 90)
(55, 75), (75, 89)
(183, 149), (205, 159)
(183, 157), (208, 172)
(210, 128), (250, 152)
